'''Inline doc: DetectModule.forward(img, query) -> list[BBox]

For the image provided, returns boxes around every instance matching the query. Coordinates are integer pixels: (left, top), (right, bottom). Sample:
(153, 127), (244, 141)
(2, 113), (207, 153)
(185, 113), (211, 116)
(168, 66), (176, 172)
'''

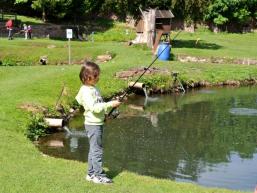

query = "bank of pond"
(37, 86), (257, 191)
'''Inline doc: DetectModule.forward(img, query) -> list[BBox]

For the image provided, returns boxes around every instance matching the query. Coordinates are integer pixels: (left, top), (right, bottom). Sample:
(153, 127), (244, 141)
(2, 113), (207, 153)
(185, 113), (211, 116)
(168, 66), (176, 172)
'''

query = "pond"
(37, 86), (257, 191)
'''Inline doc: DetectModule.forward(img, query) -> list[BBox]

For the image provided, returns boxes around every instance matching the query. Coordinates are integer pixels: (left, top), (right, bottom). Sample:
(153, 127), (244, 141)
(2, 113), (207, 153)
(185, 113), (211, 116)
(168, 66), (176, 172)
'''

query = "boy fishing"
(75, 61), (121, 184)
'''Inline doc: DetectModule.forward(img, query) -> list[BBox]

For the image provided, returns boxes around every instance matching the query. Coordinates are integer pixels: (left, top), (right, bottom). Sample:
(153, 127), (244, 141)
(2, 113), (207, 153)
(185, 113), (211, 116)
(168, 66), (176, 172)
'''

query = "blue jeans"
(85, 125), (106, 177)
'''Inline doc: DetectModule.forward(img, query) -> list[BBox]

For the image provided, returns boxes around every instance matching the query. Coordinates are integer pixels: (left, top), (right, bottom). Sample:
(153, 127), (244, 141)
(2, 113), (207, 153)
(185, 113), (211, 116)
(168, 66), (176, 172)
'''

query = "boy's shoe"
(85, 174), (94, 182)
(92, 176), (113, 184)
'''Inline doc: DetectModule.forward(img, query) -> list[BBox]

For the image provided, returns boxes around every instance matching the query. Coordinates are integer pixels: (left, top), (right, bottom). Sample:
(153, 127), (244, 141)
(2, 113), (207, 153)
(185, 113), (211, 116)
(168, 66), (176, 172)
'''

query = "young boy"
(75, 61), (121, 184)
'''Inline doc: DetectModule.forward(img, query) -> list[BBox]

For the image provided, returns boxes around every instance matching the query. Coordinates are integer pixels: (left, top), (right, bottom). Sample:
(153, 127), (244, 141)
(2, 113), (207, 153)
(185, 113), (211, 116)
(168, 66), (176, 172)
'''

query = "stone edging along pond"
(177, 55), (257, 65)
(115, 67), (257, 93)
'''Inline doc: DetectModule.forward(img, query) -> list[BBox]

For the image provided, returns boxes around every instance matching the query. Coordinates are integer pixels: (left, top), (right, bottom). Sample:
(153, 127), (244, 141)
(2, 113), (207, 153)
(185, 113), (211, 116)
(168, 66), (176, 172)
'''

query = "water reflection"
(229, 108), (257, 116)
(37, 86), (257, 191)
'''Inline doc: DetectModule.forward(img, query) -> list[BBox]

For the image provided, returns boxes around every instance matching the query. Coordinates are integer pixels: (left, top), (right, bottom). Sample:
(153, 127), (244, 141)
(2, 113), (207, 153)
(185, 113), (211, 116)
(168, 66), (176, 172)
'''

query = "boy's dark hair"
(79, 61), (100, 84)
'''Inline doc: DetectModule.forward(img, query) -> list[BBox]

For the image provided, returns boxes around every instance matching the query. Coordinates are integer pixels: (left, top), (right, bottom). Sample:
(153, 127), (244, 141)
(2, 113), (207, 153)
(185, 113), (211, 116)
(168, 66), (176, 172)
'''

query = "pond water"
(37, 86), (257, 191)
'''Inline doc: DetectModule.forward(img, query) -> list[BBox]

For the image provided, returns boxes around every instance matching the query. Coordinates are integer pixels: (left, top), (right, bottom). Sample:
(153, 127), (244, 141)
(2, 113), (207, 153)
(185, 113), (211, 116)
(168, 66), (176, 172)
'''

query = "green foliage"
(10, 0), (257, 30)
(204, 0), (256, 27)
(17, 15), (44, 24)
(0, 58), (17, 66)
(0, 57), (33, 66)
(140, 75), (172, 91)
(233, 8), (251, 24)
(26, 113), (48, 141)
(173, 0), (211, 23)
(15, 0), (72, 21)
(213, 15), (229, 25)
(45, 106), (63, 118)
(93, 24), (136, 42)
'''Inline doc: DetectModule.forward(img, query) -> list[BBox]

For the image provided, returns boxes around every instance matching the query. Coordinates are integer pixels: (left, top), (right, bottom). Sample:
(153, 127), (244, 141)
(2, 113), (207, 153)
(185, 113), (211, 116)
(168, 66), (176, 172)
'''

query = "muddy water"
(37, 86), (257, 191)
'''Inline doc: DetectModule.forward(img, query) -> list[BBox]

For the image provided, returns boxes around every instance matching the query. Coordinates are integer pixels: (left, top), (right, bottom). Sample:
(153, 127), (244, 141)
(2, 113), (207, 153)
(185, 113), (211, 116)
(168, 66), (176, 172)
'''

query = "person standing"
(75, 61), (121, 184)
(28, 25), (32, 39)
(5, 19), (13, 40)
(23, 24), (28, 40)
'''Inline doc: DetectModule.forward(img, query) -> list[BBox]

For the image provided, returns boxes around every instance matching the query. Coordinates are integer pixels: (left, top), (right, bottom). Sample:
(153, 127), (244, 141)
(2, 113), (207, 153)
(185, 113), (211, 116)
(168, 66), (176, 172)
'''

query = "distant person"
(27, 25), (32, 39)
(5, 19), (13, 40)
(23, 24), (28, 39)
(75, 61), (121, 184)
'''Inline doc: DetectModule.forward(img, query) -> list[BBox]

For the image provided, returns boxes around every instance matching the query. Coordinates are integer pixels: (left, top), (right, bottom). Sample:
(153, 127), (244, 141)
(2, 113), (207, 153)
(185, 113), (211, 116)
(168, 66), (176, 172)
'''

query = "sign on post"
(66, 29), (73, 39)
(66, 29), (73, 64)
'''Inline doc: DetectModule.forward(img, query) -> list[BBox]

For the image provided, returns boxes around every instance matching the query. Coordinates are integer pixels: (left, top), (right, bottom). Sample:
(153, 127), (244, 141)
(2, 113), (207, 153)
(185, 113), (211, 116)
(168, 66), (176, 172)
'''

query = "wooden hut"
(134, 9), (174, 53)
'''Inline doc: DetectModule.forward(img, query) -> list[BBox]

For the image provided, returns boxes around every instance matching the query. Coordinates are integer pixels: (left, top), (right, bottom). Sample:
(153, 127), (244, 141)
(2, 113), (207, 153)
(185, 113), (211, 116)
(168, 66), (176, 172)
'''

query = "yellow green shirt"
(75, 85), (113, 125)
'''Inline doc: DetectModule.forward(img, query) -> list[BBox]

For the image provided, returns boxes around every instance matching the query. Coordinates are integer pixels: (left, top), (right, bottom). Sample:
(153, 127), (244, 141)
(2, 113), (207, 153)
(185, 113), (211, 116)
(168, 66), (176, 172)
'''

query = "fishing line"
(108, 30), (182, 118)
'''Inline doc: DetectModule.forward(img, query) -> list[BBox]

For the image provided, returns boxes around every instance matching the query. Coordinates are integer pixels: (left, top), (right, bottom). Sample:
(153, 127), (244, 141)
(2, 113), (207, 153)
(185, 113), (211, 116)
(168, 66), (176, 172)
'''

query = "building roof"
(155, 10), (174, 19)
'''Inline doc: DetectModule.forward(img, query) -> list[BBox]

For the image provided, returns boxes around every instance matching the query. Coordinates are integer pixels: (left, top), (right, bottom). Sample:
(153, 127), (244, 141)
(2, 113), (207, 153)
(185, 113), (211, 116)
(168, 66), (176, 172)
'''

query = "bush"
(141, 75), (172, 91)
(0, 57), (33, 66)
(26, 113), (48, 141)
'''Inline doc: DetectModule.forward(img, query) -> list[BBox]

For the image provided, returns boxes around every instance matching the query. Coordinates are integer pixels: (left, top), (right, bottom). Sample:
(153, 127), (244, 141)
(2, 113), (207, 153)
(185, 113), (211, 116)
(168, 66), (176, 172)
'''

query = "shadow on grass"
(173, 40), (222, 50)
(49, 18), (115, 42)
(105, 170), (121, 180)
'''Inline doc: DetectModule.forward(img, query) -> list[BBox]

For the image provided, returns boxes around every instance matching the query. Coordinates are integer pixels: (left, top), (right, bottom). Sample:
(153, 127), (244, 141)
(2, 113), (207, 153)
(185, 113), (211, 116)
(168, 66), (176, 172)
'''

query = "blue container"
(157, 42), (171, 61)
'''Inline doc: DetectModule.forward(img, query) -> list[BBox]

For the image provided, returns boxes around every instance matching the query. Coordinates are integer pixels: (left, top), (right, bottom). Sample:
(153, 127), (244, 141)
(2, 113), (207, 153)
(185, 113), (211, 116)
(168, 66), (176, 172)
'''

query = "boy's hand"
(111, 100), (121, 108)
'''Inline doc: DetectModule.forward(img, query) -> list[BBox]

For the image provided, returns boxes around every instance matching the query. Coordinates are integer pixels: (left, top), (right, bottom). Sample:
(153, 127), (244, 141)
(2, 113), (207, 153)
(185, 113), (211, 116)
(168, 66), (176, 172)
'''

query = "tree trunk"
(42, 7), (46, 22)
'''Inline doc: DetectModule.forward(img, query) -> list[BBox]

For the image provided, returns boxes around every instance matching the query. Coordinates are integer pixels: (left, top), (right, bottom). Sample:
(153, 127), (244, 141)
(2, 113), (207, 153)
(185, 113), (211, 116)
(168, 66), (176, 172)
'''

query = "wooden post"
(143, 9), (156, 48)
(68, 38), (71, 65)
(147, 9), (156, 48)
(152, 30), (163, 54)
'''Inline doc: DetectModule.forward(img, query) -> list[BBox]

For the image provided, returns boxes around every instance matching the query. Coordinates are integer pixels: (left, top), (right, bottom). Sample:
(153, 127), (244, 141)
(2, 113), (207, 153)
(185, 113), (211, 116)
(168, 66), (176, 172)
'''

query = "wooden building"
(133, 9), (174, 53)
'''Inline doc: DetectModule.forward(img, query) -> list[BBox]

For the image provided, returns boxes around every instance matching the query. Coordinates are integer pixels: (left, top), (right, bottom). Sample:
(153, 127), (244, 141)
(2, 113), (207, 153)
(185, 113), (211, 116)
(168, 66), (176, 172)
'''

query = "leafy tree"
(172, 0), (211, 24)
(0, 0), (15, 12)
(100, 0), (172, 21)
(204, 0), (256, 28)
(11, 0), (255, 29)
(246, 0), (257, 24)
(15, 0), (71, 22)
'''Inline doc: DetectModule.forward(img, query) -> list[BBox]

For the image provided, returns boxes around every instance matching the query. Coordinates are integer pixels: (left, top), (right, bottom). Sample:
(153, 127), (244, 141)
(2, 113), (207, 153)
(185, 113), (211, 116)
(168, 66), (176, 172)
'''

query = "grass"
(172, 30), (257, 59)
(1, 30), (257, 192)
(17, 15), (44, 25)
(1, 30), (257, 66)
(0, 65), (248, 193)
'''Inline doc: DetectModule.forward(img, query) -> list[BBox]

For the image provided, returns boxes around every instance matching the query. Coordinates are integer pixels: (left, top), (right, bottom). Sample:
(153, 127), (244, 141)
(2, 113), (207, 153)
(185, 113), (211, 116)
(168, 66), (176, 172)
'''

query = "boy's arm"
(78, 89), (113, 113)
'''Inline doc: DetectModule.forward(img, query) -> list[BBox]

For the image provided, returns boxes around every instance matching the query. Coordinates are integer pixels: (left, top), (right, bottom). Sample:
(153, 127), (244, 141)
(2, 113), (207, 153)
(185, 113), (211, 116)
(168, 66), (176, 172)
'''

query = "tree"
(204, 0), (256, 28)
(0, 0), (15, 12)
(15, 0), (71, 22)
(172, 0), (211, 24)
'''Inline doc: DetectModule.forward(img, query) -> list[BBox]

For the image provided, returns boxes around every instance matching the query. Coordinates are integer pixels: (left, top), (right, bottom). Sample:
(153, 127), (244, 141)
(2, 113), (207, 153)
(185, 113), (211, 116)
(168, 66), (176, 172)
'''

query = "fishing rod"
(108, 30), (182, 119)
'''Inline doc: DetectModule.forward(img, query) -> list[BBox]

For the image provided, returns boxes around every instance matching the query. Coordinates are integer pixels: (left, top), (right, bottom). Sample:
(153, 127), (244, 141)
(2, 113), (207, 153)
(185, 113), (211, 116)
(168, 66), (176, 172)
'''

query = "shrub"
(26, 113), (48, 141)
(0, 57), (33, 66)
(141, 75), (172, 91)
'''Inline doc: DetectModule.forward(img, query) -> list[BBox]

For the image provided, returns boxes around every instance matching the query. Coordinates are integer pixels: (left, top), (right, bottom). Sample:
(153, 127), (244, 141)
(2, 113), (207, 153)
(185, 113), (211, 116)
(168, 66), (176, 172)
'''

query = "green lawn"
(1, 31), (257, 193)
(172, 29), (257, 59)
(17, 15), (44, 25)
(1, 30), (257, 66)
(0, 65), (247, 193)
